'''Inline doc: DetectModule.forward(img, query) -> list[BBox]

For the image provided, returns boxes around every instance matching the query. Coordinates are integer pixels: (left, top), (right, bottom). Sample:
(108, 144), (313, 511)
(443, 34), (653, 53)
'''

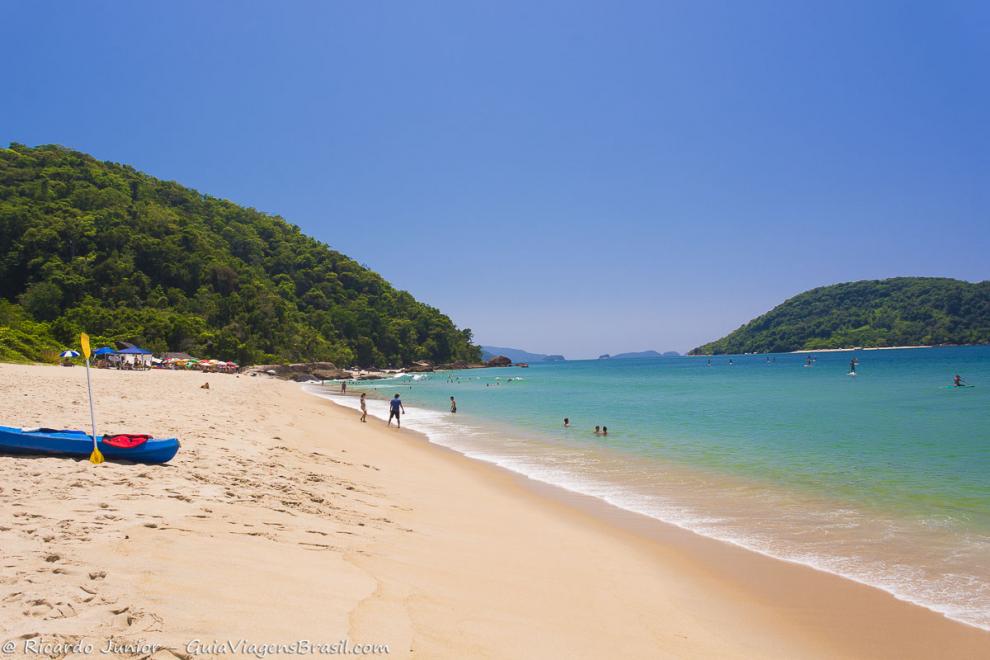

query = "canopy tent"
(115, 345), (153, 369)
(117, 346), (153, 355)
(93, 346), (117, 356)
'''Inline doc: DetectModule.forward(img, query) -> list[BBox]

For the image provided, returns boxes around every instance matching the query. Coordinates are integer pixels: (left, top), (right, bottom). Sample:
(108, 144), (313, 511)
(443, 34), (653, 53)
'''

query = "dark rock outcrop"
(485, 355), (512, 367)
(436, 361), (487, 370)
(245, 362), (349, 381)
(407, 361), (435, 373)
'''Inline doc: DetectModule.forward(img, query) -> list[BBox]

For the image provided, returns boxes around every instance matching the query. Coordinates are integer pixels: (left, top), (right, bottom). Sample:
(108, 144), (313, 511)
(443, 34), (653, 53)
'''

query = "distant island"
(690, 277), (990, 355)
(598, 350), (680, 359)
(0, 144), (481, 367)
(480, 346), (565, 363)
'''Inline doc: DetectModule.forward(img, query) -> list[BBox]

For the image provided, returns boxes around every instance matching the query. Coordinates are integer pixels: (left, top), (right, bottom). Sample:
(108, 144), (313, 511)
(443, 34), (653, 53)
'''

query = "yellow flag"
(81, 333), (91, 359)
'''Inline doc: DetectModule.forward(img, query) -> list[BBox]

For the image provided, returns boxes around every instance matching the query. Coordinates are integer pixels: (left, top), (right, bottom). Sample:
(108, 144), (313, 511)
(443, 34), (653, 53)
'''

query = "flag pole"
(81, 333), (103, 464)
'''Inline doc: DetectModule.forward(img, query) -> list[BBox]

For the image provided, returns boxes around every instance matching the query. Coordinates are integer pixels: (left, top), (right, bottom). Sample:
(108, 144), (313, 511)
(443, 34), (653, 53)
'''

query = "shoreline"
(311, 385), (990, 636)
(306, 385), (990, 657)
(1, 364), (988, 658)
(310, 386), (990, 632)
(790, 345), (935, 353)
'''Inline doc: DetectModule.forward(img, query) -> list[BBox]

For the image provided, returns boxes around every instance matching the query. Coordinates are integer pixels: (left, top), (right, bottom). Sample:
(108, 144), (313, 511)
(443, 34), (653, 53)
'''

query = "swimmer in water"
(563, 418), (570, 428)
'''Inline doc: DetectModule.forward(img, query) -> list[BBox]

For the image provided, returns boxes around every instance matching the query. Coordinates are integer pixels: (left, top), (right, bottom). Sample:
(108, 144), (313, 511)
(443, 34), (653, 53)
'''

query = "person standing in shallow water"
(450, 396), (457, 413)
(563, 418), (570, 428)
(388, 394), (405, 428)
(359, 393), (367, 423)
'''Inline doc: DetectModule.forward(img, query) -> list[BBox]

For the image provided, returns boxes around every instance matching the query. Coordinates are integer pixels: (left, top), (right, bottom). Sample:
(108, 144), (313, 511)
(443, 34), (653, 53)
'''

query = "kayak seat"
(102, 434), (151, 448)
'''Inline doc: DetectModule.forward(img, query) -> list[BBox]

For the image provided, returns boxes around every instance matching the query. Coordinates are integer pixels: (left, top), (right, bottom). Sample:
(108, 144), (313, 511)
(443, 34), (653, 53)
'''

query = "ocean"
(308, 346), (990, 630)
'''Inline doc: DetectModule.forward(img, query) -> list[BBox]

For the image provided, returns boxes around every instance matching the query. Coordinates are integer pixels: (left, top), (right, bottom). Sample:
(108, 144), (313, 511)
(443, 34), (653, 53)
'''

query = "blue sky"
(3, 1), (988, 358)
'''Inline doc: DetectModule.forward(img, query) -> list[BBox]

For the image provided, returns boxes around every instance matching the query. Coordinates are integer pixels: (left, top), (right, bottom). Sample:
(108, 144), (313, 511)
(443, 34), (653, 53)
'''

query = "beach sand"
(1, 364), (988, 658)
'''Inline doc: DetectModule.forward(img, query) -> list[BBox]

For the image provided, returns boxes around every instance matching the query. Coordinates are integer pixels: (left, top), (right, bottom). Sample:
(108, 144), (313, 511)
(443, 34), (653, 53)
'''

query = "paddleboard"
(848, 372), (857, 376)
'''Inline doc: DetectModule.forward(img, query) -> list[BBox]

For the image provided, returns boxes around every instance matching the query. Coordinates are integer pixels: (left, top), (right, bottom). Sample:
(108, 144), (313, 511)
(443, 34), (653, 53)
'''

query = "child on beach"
(360, 393), (367, 422)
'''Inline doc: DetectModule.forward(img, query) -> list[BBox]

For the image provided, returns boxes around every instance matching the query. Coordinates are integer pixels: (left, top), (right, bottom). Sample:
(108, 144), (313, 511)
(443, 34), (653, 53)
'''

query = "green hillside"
(0, 143), (480, 366)
(690, 277), (990, 355)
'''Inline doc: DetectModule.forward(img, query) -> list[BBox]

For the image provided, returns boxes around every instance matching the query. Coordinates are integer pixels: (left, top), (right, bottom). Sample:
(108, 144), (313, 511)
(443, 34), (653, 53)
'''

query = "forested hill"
(0, 144), (481, 366)
(690, 278), (990, 355)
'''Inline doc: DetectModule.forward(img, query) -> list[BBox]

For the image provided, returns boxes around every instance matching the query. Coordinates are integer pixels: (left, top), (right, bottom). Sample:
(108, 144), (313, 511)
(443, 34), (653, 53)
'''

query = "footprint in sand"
(23, 598), (53, 618)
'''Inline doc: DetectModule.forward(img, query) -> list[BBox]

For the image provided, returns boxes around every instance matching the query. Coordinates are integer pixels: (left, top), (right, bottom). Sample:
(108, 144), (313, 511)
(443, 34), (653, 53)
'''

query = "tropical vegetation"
(0, 144), (481, 366)
(690, 277), (990, 355)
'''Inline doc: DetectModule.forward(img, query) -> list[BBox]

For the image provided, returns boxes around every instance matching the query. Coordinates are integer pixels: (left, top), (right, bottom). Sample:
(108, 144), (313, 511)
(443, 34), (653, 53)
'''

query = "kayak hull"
(0, 426), (180, 464)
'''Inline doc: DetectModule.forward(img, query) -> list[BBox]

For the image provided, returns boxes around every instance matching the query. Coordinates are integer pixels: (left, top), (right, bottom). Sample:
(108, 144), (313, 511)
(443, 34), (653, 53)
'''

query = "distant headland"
(480, 346), (566, 363)
(598, 350), (680, 359)
(690, 277), (990, 355)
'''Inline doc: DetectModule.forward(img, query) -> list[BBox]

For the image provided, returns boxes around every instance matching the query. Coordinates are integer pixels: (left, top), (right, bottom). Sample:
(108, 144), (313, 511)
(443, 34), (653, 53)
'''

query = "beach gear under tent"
(116, 345), (153, 368)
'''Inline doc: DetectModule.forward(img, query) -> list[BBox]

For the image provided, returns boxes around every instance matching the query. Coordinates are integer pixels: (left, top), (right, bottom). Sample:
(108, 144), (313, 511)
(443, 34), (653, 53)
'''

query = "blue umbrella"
(60, 350), (80, 358)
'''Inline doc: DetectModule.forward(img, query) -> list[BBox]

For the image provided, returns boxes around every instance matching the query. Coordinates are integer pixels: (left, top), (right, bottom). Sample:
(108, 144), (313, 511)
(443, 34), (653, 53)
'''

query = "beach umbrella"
(80, 333), (103, 464)
(60, 350), (80, 358)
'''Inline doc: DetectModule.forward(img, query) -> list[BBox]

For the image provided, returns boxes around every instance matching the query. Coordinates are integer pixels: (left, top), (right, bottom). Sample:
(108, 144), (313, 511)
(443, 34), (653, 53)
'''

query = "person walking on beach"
(388, 394), (405, 428)
(450, 396), (457, 413)
(360, 393), (367, 423)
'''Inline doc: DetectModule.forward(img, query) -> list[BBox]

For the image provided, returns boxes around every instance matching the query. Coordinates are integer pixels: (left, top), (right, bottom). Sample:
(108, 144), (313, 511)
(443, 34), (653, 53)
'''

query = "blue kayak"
(0, 425), (180, 464)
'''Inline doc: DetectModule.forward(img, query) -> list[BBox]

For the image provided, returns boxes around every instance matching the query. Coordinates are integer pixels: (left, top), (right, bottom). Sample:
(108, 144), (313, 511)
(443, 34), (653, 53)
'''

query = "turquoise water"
(312, 346), (990, 629)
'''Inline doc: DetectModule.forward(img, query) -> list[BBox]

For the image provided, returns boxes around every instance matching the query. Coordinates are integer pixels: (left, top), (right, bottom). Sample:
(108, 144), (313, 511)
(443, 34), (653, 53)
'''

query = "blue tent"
(117, 346), (153, 355)
(93, 346), (117, 356)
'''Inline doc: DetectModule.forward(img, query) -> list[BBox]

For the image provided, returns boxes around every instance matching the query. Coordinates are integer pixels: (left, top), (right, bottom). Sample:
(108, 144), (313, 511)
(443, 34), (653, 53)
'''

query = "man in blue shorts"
(388, 393), (405, 427)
